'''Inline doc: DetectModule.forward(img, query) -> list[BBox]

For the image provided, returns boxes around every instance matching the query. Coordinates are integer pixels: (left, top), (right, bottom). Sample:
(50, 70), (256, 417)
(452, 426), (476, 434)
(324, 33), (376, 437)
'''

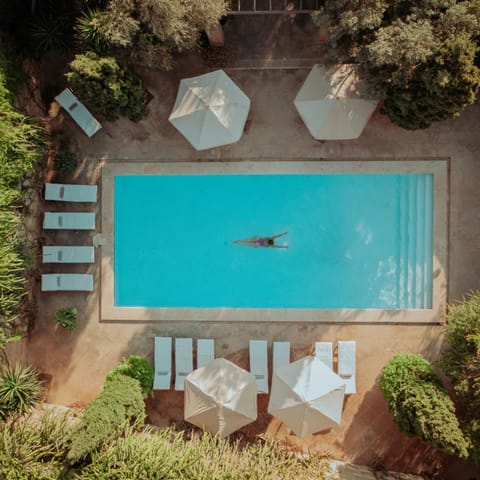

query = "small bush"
(105, 355), (154, 398)
(380, 353), (469, 458)
(0, 364), (44, 418)
(67, 374), (145, 463)
(66, 51), (148, 122)
(380, 353), (438, 405)
(55, 307), (77, 332)
(54, 151), (76, 176)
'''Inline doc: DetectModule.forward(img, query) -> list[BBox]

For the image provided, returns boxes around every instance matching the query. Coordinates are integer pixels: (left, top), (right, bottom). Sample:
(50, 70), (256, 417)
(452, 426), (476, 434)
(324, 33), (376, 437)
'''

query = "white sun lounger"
(45, 183), (98, 203)
(175, 338), (193, 391)
(43, 212), (96, 230)
(41, 274), (93, 291)
(153, 337), (172, 390)
(197, 339), (214, 368)
(249, 340), (268, 393)
(273, 341), (290, 372)
(55, 88), (102, 138)
(338, 341), (356, 394)
(315, 342), (333, 370)
(42, 246), (95, 264)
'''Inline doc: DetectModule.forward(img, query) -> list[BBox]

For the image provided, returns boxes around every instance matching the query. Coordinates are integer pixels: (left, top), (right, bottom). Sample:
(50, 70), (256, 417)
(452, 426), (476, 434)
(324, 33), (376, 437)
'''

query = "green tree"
(134, 0), (229, 51)
(66, 51), (148, 121)
(384, 36), (480, 129)
(380, 353), (469, 459)
(441, 291), (480, 462)
(364, 19), (436, 89)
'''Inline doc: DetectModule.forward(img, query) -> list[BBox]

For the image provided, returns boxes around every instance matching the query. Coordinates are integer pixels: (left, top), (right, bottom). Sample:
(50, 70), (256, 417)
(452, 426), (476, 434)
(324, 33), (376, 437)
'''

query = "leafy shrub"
(54, 151), (76, 176)
(380, 353), (469, 459)
(67, 374), (145, 463)
(394, 380), (469, 458)
(55, 307), (77, 332)
(105, 355), (154, 398)
(0, 364), (44, 418)
(66, 52), (148, 122)
(441, 290), (480, 462)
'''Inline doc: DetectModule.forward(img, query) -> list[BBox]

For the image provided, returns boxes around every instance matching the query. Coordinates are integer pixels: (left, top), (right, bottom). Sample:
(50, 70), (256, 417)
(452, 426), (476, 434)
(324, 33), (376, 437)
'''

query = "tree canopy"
(317, 0), (480, 128)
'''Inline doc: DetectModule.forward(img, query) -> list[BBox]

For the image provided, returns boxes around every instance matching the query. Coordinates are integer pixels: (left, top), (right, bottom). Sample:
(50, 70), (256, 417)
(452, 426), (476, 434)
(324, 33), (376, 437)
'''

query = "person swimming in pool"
(233, 231), (288, 248)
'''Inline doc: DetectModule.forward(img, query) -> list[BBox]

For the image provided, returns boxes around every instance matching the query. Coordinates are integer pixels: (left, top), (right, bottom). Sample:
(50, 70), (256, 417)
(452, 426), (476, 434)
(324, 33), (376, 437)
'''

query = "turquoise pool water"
(114, 174), (433, 309)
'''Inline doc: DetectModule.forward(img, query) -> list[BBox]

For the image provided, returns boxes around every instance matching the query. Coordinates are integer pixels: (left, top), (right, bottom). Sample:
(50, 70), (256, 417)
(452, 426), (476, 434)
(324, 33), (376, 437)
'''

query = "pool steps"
(398, 175), (433, 309)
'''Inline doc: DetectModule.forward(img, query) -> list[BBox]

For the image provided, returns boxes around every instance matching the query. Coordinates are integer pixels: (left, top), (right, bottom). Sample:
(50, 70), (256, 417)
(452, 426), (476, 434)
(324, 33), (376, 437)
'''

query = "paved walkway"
(17, 17), (480, 480)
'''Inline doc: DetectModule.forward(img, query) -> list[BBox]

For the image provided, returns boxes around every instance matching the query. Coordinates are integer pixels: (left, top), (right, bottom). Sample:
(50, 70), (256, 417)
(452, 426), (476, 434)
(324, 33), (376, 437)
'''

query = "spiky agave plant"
(0, 364), (44, 417)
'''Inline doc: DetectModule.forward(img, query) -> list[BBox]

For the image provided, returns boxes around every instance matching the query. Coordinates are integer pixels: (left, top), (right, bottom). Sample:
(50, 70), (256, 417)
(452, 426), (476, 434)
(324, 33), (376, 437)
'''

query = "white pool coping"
(100, 159), (448, 323)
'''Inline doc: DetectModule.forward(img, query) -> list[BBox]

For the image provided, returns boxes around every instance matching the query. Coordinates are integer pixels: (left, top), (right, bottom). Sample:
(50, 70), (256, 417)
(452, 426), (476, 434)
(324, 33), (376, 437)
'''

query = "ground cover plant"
(0, 409), (72, 479)
(0, 414), (335, 479)
(380, 353), (469, 459)
(441, 290), (480, 462)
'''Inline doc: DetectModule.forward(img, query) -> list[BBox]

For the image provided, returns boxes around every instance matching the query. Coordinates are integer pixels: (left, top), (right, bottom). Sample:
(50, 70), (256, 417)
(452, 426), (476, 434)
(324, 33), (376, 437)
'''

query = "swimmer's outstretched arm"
(271, 231), (288, 239)
(271, 244), (288, 248)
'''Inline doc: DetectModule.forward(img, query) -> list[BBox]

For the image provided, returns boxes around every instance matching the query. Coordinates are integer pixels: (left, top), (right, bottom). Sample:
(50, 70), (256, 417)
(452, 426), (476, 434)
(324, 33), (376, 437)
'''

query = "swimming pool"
(114, 172), (433, 310)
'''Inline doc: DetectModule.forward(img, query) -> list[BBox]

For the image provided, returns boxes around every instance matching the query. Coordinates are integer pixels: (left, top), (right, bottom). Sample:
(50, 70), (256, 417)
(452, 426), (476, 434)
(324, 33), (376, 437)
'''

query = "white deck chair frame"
(153, 337), (172, 390)
(175, 338), (193, 391)
(45, 183), (98, 203)
(43, 212), (96, 230)
(273, 341), (290, 372)
(249, 340), (268, 393)
(197, 339), (214, 368)
(55, 88), (102, 138)
(315, 342), (333, 370)
(338, 341), (356, 394)
(41, 274), (93, 291)
(42, 246), (95, 264)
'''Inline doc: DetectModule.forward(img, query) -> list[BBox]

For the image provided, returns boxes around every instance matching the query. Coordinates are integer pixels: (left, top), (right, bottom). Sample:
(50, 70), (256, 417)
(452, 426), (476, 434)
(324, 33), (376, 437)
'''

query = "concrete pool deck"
(101, 159), (448, 323)
(23, 62), (480, 479)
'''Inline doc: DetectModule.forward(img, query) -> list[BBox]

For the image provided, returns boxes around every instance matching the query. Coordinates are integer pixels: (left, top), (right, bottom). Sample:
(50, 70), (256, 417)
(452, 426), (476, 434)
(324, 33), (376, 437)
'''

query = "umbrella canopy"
(184, 358), (257, 437)
(267, 356), (346, 437)
(169, 69), (251, 150)
(294, 64), (378, 140)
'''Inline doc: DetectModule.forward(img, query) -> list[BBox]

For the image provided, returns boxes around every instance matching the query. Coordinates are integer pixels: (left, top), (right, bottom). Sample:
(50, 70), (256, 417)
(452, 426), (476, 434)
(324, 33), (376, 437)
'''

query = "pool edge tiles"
(100, 160), (448, 323)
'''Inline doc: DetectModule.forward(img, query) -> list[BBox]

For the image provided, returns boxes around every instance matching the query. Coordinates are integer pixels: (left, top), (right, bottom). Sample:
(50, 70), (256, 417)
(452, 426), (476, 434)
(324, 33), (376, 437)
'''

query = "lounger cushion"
(43, 212), (96, 230)
(45, 183), (98, 202)
(41, 274), (93, 291)
(42, 246), (95, 263)
(154, 337), (172, 390)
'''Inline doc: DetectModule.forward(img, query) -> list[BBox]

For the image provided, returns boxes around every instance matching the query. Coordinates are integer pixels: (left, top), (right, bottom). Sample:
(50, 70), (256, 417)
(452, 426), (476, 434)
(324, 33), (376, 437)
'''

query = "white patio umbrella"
(294, 64), (378, 140)
(169, 69), (251, 150)
(184, 358), (257, 438)
(267, 356), (346, 437)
